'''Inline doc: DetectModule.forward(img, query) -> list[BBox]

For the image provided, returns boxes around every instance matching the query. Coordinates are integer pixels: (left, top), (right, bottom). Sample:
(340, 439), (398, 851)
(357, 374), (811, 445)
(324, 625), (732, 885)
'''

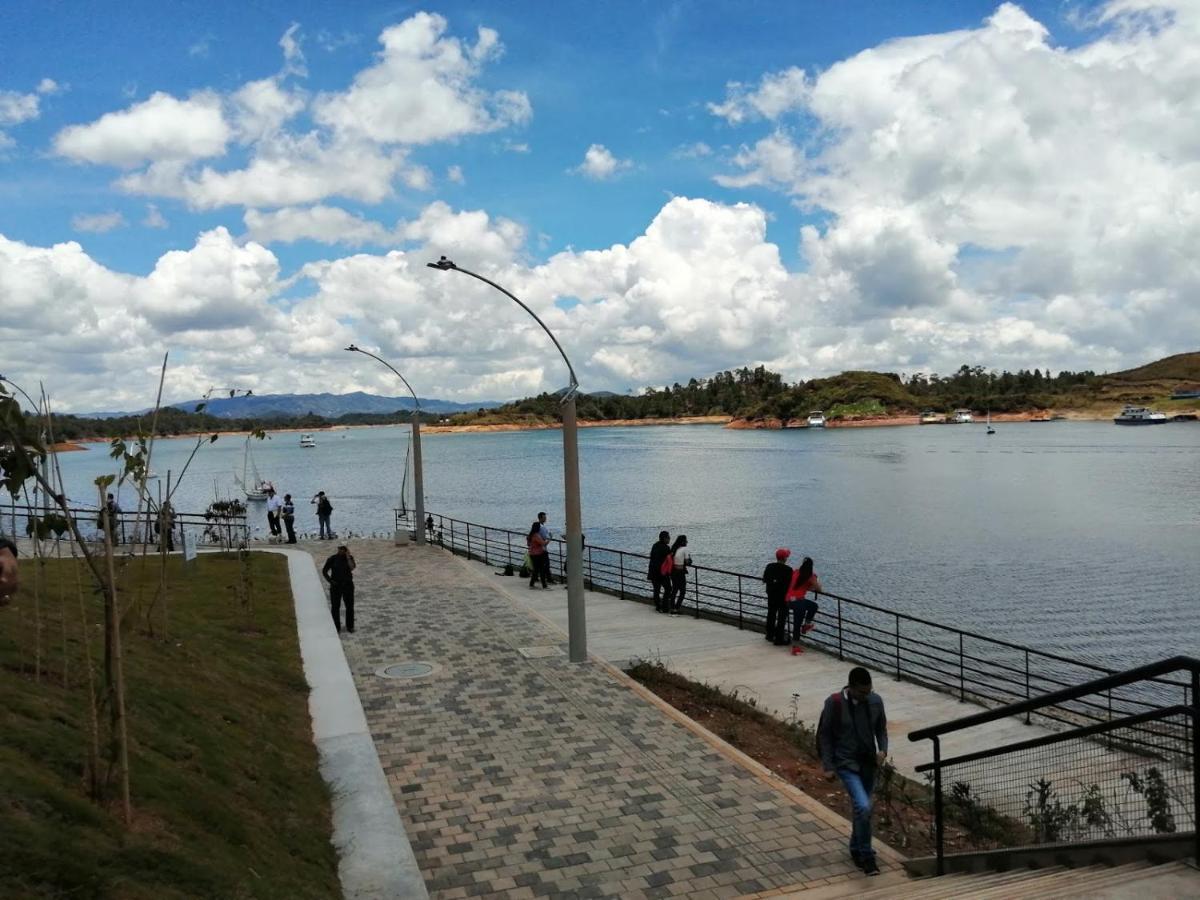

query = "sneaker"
(790, 645), (805, 655)
(861, 857), (880, 876)
(801, 623), (815, 634)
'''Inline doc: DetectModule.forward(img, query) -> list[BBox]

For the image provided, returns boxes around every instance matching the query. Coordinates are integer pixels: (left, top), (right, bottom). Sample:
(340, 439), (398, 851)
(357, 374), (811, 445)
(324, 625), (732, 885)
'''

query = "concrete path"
(317, 539), (898, 899)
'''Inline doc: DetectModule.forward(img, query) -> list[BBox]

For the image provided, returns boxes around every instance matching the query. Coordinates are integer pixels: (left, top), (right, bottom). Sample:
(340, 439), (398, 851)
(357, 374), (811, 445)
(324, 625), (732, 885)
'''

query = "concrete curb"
(271, 548), (428, 900)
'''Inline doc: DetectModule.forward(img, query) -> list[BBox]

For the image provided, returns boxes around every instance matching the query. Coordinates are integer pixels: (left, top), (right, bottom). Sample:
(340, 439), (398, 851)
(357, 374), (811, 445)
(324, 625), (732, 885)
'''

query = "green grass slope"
(0, 553), (337, 900)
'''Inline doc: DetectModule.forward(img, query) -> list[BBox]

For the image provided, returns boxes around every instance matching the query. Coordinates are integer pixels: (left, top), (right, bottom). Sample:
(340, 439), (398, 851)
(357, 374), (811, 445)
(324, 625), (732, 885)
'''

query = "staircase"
(793, 860), (1197, 898)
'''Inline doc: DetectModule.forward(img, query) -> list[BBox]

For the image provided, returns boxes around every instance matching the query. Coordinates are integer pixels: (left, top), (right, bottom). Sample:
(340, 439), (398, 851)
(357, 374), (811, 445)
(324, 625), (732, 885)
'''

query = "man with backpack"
(648, 530), (672, 612)
(817, 666), (889, 876)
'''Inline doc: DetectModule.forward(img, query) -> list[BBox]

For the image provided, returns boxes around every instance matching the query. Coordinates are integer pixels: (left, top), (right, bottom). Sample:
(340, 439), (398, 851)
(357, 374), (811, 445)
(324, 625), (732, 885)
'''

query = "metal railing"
(5, 502), (249, 550)
(408, 510), (1192, 735)
(908, 656), (1199, 874)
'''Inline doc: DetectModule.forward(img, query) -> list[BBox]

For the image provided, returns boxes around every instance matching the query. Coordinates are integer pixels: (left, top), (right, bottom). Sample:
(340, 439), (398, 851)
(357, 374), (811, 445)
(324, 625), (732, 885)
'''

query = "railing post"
(1024, 649), (1032, 725)
(588, 546), (594, 590)
(836, 596), (844, 661)
(465, 522), (472, 560)
(737, 575), (743, 630)
(1191, 668), (1200, 867)
(555, 541), (564, 585)
(450, 518), (456, 554)
(895, 613), (902, 681)
(483, 526), (489, 564)
(619, 551), (625, 600)
(933, 736), (945, 876)
(506, 530), (512, 564)
(693, 568), (699, 618)
(958, 633), (965, 701)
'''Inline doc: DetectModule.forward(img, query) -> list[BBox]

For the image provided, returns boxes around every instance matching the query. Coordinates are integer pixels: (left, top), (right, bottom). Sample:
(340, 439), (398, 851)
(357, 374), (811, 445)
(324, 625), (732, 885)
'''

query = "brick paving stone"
(317, 541), (872, 898)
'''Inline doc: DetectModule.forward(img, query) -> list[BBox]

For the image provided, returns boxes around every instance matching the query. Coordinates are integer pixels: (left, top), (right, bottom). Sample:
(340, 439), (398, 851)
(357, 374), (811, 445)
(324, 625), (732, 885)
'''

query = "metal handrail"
(407, 510), (1191, 727)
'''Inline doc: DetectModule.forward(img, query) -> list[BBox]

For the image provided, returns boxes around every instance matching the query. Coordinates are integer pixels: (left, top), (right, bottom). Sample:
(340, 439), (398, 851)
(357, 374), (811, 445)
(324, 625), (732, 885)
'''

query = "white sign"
(181, 530), (197, 563)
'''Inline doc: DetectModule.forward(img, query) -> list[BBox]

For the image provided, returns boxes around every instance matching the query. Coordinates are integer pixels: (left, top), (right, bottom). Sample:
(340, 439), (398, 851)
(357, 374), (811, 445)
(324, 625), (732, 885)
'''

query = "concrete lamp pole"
(426, 256), (587, 664)
(345, 345), (425, 546)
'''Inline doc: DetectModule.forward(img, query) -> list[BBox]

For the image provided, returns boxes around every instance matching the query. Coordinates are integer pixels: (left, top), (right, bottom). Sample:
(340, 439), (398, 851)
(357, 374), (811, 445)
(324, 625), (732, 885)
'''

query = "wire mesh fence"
(928, 708), (1195, 853)
(5, 501), (248, 551)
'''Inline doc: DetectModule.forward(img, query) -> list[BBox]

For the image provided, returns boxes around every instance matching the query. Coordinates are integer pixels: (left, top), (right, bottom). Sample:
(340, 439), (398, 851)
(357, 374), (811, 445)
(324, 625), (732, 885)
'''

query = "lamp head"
(345, 344), (359, 352)
(426, 256), (457, 271)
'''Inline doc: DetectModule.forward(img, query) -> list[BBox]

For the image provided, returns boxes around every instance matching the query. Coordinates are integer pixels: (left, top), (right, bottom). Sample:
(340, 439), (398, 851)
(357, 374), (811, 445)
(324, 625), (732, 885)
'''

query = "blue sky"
(2, 1), (1197, 410)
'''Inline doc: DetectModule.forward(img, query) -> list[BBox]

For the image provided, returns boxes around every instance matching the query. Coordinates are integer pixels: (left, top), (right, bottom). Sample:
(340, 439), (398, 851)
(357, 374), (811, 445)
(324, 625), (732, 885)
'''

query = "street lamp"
(426, 256), (587, 663)
(345, 345), (426, 546)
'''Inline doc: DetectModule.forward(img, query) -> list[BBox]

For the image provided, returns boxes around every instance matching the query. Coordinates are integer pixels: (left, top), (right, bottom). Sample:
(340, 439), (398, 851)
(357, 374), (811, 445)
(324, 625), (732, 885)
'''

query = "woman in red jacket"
(786, 556), (823, 653)
(527, 520), (550, 589)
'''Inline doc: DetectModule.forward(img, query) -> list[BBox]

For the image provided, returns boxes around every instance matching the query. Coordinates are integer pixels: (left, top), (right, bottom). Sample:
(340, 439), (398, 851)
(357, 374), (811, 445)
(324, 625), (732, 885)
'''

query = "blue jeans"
(837, 767), (876, 859)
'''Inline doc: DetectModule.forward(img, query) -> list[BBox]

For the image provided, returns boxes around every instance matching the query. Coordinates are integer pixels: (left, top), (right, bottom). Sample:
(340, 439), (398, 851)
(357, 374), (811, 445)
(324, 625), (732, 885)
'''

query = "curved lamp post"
(426, 256), (586, 663)
(345, 345), (425, 546)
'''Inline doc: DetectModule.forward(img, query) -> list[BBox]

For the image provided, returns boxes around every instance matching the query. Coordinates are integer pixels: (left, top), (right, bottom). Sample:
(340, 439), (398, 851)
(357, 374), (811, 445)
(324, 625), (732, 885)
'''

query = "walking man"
(648, 530), (672, 612)
(817, 666), (888, 876)
(265, 487), (282, 541)
(762, 548), (793, 644)
(281, 493), (297, 544)
(312, 491), (334, 539)
(321, 544), (357, 633)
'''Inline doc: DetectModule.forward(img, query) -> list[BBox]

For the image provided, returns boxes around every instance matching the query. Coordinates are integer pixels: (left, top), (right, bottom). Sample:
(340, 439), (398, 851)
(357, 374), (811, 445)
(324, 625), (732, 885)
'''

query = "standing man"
(281, 493), (297, 544)
(321, 544), (356, 633)
(762, 548), (793, 644)
(648, 530), (671, 612)
(265, 487), (282, 541)
(103, 492), (123, 544)
(312, 491), (334, 539)
(817, 667), (888, 876)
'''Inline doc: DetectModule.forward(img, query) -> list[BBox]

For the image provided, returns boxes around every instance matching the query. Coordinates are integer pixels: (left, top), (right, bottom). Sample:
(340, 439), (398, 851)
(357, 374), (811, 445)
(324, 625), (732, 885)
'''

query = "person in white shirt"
(265, 488), (283, 540)
(668, 535), (691, 615)
(537, 511), (552, 542)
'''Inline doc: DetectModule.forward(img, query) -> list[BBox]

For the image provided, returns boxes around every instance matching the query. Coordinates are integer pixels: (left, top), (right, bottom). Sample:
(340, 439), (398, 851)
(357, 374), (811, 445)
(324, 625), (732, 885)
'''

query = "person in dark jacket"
(817, 666), (888, 875)
(281, 494), (297, 544)
(762, 548), (793, 644)
(668, 535), (691, 615)
(321, 544), (357, 633)
(648, 530), (672, 612)
(312, 491), (334, 539)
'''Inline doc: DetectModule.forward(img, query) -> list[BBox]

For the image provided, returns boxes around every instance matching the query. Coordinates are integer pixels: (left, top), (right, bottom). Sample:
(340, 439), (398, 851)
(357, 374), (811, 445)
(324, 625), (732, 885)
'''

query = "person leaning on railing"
(785, 556), (822, 653)
(0, 535), (18, 604)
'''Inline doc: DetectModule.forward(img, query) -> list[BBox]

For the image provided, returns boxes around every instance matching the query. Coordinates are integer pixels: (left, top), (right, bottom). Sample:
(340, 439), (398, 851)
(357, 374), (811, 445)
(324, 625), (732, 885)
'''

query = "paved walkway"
(312, 539), (893, 899)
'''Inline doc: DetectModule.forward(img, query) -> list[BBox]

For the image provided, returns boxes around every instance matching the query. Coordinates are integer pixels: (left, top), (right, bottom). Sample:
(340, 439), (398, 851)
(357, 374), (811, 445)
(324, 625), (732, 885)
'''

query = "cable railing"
(409, 510), (1192, 736)
(908, 656), (1199, 874)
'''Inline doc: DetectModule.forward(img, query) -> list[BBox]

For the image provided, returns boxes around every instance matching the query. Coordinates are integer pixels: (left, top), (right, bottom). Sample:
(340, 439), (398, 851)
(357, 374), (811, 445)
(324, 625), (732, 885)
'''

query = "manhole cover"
(517, 646), (565, 659)
(376, 661), (436, 680)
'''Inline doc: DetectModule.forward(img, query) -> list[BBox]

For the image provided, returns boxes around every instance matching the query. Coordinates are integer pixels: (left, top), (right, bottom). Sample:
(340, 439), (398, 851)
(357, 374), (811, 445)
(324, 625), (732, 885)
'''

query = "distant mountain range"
(81, 391), (504, 420)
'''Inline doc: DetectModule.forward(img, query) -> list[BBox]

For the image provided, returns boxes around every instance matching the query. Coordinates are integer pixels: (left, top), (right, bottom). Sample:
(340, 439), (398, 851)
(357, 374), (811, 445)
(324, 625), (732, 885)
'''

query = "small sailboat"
(235, 435), (274, 500)
(986, 410), (995, 435)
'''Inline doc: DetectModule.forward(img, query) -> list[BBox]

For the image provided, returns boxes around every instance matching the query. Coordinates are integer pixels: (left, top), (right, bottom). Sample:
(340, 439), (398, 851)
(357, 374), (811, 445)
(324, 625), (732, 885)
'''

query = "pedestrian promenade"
(315, 539), (896, 899)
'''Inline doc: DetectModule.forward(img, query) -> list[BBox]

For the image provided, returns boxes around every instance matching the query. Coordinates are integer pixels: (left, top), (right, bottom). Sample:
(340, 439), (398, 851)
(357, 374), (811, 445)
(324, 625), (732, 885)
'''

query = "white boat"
(952, 409), (974, 424)
(806, 410), (826, 428)
(299, 433), (317, 448)
(1113, 405), (1168, 425)
(235, 435), (274, 500)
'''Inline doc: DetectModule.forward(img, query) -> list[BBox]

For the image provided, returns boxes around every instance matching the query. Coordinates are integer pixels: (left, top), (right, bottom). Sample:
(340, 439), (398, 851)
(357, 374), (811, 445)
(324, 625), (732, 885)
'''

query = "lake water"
(27, 420), (1200, 671)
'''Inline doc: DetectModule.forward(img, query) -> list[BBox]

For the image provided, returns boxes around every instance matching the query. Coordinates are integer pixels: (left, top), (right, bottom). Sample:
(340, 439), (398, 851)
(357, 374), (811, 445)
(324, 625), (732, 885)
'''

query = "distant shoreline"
(47, 405), (1200, 447)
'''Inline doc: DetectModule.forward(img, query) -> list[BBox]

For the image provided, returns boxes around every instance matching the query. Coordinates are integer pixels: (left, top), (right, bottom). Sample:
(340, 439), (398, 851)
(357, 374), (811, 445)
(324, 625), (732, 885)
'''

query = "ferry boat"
(1113, 405), (1168, 425)
(919, 410), (942, 425)
(1171, 386), (1200, 400)
(952, 409), (973, 424)
(806, 410), (826, 428)
(299, 433), (317, 447)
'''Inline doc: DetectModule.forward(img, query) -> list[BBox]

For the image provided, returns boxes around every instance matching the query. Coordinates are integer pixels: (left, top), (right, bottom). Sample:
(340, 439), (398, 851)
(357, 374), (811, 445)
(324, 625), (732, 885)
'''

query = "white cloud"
(243, 205), (392, 246)
(54, 91), (230, 167)
(229, 78), (305, 143)
(279, 23), (307, 77)
(36, 78), (61, 95)
(447, 164), (465, 184)
(312, 12), (531, 144)
(142, 204), (168, 229)
(708, 66), (810, 124)
(71, 211), (127, 234)
(573, 144), (632, 180)
(673, 141), (712, 158)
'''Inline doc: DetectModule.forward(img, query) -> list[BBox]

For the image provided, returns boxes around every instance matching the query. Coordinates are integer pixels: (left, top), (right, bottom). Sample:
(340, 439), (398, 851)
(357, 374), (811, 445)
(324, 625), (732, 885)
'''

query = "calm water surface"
(36, 421), (1200, 670)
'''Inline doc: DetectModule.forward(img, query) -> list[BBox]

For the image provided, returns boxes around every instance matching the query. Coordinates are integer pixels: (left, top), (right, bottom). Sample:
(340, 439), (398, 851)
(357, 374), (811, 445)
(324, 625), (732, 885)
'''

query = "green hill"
(1103, 351), (1200, 383)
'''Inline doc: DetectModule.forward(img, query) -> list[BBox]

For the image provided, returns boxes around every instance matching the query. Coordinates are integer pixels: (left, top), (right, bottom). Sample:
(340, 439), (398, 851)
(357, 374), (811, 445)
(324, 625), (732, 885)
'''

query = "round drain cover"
(379, 662), (435, 679)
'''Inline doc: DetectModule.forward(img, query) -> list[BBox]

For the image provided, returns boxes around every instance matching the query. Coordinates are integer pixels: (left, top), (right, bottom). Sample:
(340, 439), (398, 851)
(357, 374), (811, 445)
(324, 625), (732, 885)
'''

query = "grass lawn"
(0, 551), (338, 899)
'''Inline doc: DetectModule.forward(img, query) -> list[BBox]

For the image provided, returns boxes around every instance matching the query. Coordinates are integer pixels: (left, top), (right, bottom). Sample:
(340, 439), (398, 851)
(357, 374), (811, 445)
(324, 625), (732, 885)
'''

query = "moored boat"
(300, 433), (317, 447)
(1113, 405), (1168, 425)
(806, 410), (826, 428)
(919, 410), (942, 425)
(952, 409), (973, 424)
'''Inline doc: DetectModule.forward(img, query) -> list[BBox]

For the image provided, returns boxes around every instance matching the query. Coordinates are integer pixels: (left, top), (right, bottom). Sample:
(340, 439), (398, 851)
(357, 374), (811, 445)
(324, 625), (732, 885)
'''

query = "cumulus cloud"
(71, 211), (127, 234)
(142, 204), (168, 229)
(243, 205), (393, 246)
(708, 66), (810, 124)
(0, 81), (56, 147)
(573, 144), (632, 180)
(54, 91), (231, 167)
(51, 13), (529, 210)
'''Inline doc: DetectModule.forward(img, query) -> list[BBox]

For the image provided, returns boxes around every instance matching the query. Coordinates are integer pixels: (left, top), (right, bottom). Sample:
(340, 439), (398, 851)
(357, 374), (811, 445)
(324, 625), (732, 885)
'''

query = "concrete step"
(961, 862), (1147, 900)
(891, 865), (1065, 900)
(1087, 861), (1200, 899)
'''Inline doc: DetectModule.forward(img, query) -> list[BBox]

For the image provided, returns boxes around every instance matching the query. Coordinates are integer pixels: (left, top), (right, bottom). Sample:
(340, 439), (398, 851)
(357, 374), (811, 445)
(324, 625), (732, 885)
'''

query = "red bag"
(660, 553), (674, 576)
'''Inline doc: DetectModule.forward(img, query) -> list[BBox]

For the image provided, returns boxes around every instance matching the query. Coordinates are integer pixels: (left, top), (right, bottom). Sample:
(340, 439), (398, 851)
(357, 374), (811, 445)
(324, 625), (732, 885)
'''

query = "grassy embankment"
(0, 552), (338, 899)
